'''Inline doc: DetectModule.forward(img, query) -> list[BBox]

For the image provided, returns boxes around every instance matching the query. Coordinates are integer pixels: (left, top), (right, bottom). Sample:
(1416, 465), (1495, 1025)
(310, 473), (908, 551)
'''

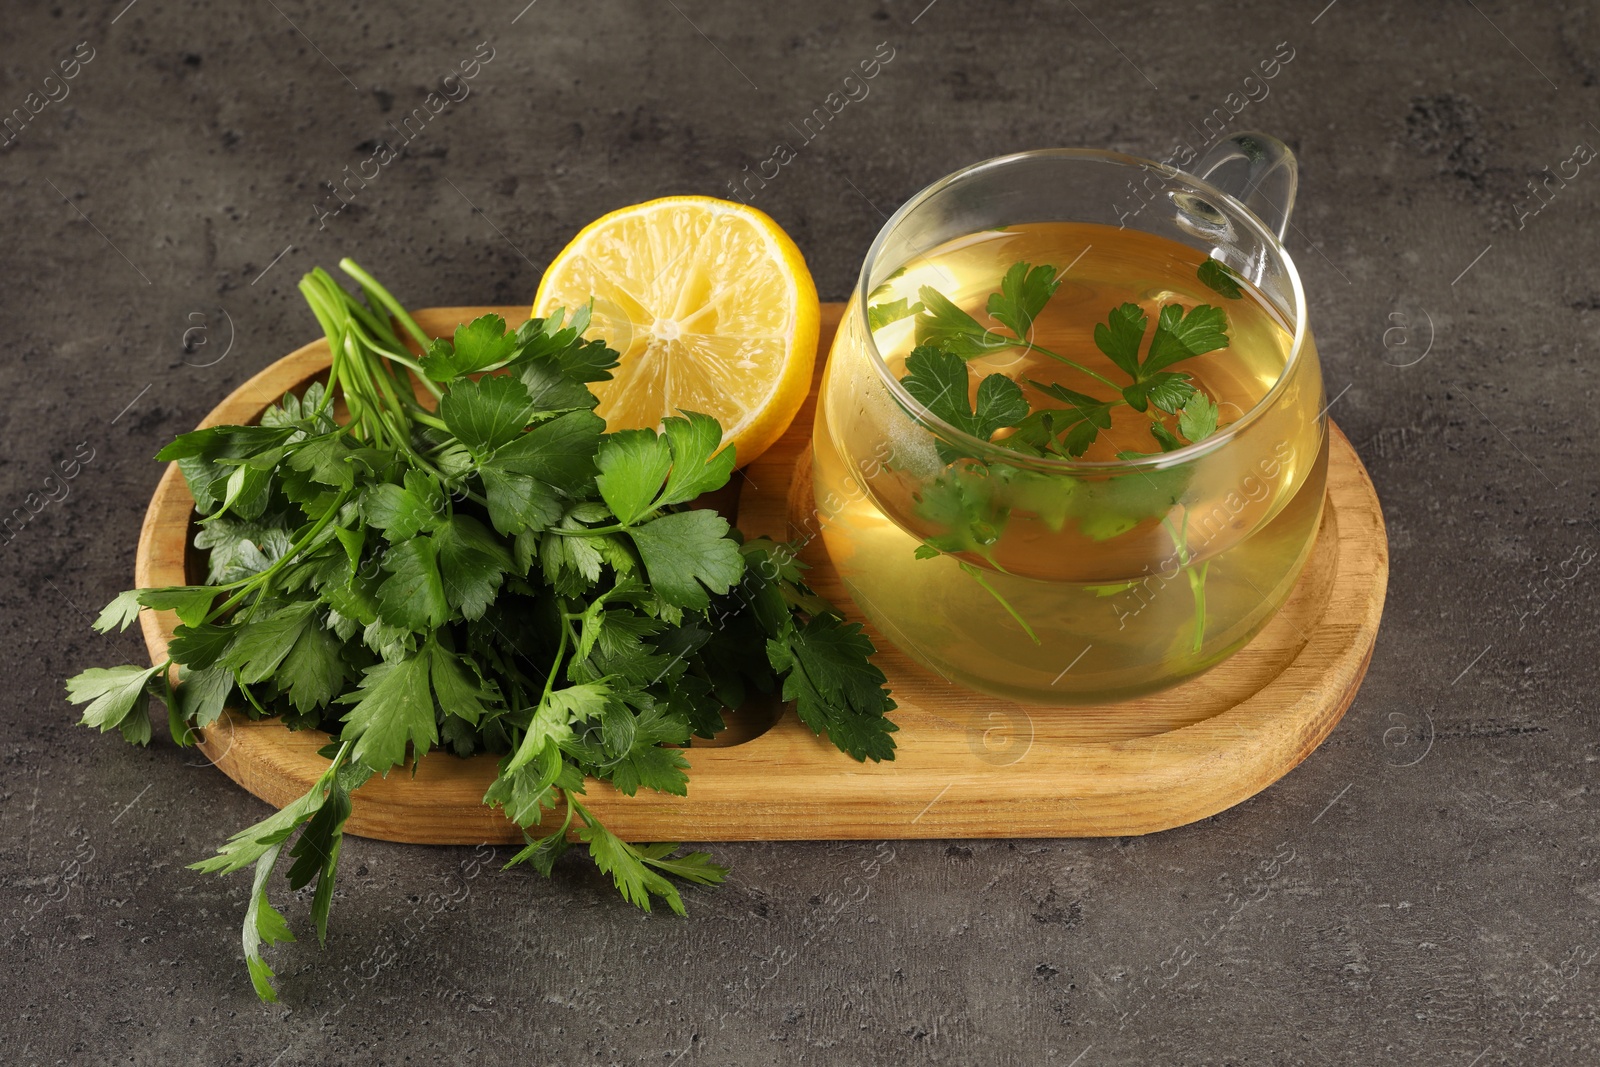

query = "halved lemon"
(532, 196), (819, 465)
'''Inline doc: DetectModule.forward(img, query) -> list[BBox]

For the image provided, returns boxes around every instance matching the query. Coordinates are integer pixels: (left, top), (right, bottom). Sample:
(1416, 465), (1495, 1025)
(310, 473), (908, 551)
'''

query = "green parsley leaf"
(279, 619), (348, 714)
(167, 428), (296, 524)
(1149, 420), (1184, 452)
(1074, 463), (1192, 539)
(434, 514), (513, 621)
(213, 463), (274, 521)
(973, 374), (1032, 440)
(538, 523), (605, 595)
(512, 305), (620, 384)
(520, 357), (600, 413)
(1178, 391), (1220, 443)
(176, 665), (234, 729)
(285, 769), (351, 898)
(222, 601), (317, 685)
(867, 297), (924, 331)
(899, 341), (978, 424)
(375, 536), (449, 632)
(440, 373), (537, 455)
(484, 409), (604, 494)
(545, 335), (620, 384)
(1026, 380), (1116, 456)
(569, 799), (723, 916)
(1092, 302), (1149, 379)
(595, 429), (672, 526)
(627, 510), (744, 610)
(914, 286), (1008, 358)
(629, 843), (729, 889)
(1121, 372), (1196, 415)
(768, 614), (898, 762)
(505, 805), (574, 876)
(93, 589), (143, 633)
(427, 640), (496, 725)
(285, 432), (358, 491)
(1197, 257), (1244, 299)
(420, 314), (521, 380)
(901, 346), (1027, 444)
(1029, 380), (1115, 428)
(657, 412), (735, 506)
(136, 586), (219, 628)
(505, 682), (599, 775)
(243, 842), (295, 1002)
(913, 467), (1007, 553)
(226, 745), (369, 999)
(479, 466), (565, 537)
(157, 424), (295, 465)
(482, 758), (566, 828)
(1062, 419), (1101, 456)
(190, 779), (327, 875)
(578, 818), (687, 914)
(193, 514), (292, 585)
(987, 261), (1060, 339)
(167, 621), (236, 670)
(65, 663), (163, 735)
(362, 470), (444, 541)
(607, 702), (692, 797)
(339, 653), (438, 772)
(1142, 304), (1230, 375)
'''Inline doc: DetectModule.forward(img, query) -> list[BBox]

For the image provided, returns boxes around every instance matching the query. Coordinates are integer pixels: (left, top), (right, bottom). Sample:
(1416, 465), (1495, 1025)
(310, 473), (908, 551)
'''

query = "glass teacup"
(809, 134), (1326, 704)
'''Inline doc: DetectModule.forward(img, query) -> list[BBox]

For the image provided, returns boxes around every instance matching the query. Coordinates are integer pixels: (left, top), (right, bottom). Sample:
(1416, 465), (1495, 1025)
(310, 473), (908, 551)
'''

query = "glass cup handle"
(1190, 131), (1298, 242)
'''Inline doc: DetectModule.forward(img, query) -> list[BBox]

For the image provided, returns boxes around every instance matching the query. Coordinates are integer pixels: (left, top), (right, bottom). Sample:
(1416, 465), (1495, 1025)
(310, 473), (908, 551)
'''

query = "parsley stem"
(329, 275), (397, 342)
(1188, 562), (1210, 653)
(303, 294), (366, 426)
(957, 561), (1040, 645)
(549, 522), (626, 536)
(339, 259), (434, 352)
(529, 622), (569, 727)
(304, 277), (390, 447)
(564, 791), (595, 831)
(344, 333), (441, 473)
(298, 278), (348, 409)
(1162, 512), (1209, 654)
(205, 489), (354, 623)
(321, 739), (353, 782)
(1161, 514), (1189, 567)
(384, 351), (446, 402)
(350, 336), (410, 428)
(319, 356), (342, 416)
(237, 681), (270, 716)
(339, 310), (445, 403)
(1002, 339), (1123, 392)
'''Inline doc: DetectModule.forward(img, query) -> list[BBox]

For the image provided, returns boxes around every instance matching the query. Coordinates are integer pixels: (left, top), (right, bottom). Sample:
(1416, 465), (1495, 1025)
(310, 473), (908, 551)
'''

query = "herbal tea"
(812, 221), (1328, 703)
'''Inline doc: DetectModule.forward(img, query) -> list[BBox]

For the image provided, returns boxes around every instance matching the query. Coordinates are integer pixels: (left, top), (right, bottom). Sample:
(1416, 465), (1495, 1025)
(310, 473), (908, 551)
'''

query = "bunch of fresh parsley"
(67, 259), (897, 1001)
(868, 255), (1244, 645)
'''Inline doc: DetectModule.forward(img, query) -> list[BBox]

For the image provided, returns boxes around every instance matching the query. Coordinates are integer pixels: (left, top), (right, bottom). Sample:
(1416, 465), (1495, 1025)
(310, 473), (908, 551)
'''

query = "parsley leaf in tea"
(1197, 256), (1245, 300)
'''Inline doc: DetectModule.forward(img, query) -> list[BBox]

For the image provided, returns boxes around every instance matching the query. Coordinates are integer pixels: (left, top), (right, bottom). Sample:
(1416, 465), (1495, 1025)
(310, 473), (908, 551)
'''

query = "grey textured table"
(4, 2), (1597, 1064)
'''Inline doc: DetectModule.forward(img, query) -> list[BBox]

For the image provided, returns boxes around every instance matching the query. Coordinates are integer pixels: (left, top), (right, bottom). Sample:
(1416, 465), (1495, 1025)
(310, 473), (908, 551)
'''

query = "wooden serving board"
(136, 304), (1387, 843)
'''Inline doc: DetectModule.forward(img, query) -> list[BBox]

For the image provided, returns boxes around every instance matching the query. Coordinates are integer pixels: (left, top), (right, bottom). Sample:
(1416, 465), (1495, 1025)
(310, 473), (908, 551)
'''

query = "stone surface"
(3, 2), (1597, 1064)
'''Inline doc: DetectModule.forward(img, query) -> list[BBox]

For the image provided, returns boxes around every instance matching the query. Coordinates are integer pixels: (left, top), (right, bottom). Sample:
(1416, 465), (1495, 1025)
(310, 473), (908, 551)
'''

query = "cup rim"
(852, 147), (1311, 473)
